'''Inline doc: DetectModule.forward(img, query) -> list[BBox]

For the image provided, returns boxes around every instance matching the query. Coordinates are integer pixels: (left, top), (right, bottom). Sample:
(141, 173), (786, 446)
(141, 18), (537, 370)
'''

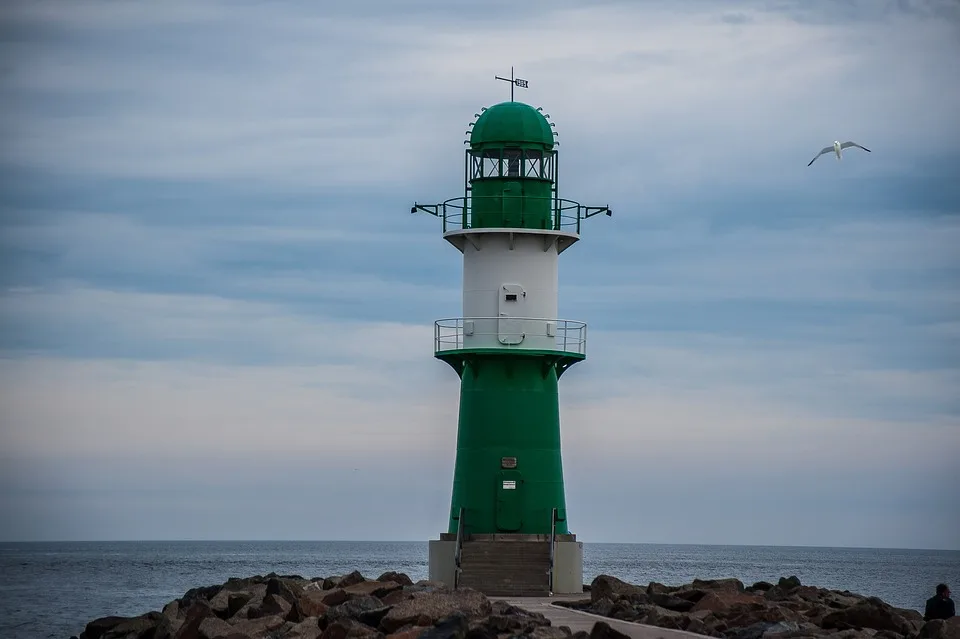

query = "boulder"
(321, 618), (383, 639)
(379, 589), (491, 634)
(589, 575), (648, 604)
(228, 614), (287, 637)
(588, 621), (632, 639)
(691, 590), (765, 614)
(300, 591), (331, 618)
(918, 617), (960, 639)
(339, 571), (367, 589)
(344, 581), (404, 600)
(419, 613), (469, 639)
(377, 572), (415, 587)
(692, 578), (747, 594)
(80, 615), (130, 639)
(196, 616), (235, 639)
(326, 595), (390, 627)
(821, 598), (918, 635)
(286, 618), (324, 639)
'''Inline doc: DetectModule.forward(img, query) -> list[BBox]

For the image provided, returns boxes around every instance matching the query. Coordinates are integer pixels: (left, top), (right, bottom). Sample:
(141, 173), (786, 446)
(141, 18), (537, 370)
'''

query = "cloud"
(2, 0), (958, 192)
(0, 0), (958, 548)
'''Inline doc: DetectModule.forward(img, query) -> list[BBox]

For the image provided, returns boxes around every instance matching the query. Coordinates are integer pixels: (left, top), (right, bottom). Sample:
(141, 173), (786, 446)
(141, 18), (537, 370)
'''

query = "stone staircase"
(457, 538), (552, 597)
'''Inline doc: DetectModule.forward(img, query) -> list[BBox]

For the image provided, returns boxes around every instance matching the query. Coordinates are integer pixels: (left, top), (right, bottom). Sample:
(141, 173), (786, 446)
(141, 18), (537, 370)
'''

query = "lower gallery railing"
(434, 317), (587, 357)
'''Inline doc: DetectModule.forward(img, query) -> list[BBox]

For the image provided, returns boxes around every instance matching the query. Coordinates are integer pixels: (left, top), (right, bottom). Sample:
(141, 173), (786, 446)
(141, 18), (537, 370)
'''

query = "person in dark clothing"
(925, 583), (955, 621)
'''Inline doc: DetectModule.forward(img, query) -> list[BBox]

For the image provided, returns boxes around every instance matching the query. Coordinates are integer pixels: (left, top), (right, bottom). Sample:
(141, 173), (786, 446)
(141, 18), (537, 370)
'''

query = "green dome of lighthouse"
(469, 101), (555, 149)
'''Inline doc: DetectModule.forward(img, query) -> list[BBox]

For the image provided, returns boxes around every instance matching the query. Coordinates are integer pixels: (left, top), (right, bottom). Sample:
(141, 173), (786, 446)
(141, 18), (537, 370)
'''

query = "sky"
(0, 0), (958, 549)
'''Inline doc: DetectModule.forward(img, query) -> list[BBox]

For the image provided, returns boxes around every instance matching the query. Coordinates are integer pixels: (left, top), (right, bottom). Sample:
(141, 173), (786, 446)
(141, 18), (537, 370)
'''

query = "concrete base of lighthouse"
(428, 534), (583, 596)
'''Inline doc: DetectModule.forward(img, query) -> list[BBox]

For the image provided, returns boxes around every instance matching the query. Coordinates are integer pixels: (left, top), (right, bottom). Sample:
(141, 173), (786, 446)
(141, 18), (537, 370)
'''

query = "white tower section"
(438, 228), (584, 355)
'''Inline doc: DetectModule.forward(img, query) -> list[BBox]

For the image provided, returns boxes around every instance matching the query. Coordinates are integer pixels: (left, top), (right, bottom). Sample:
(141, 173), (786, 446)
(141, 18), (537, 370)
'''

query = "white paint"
(460, 231), (561, 351)
(428, 539), (457, 585)
(553, 540), (584, 594)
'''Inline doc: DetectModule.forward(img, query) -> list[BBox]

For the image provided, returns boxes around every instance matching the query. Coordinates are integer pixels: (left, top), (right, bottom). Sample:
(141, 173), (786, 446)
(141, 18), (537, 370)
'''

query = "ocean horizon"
(2, 540), (958, 638)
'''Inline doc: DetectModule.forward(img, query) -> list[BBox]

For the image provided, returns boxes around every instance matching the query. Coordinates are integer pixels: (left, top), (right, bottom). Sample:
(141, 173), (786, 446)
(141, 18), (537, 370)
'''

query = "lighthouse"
(413, 76), (611, 596)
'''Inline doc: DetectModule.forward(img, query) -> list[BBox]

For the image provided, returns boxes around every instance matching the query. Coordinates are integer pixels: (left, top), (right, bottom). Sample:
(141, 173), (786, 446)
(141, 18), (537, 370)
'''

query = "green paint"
(439, 352), (577, 536)
(468, 102), (558, 231)
(469, 102), (555, 148)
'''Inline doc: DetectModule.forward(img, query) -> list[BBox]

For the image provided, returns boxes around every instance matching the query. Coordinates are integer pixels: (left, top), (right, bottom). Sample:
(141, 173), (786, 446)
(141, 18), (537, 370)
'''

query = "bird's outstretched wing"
(807, 146), (833, 166)
(839, 141), (871, 152)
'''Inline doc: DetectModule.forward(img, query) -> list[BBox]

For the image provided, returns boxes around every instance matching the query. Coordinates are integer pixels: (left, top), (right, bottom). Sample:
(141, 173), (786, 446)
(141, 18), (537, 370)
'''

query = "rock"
(101, 613), (163, 639)
(300, 591), (331, 618)
(255, 593), (292, 619)
(589, 597), (615, 617)
(323, 589), (351, 607)
(588, 621), (631, 639)
(405, 581), (451, 595)
(385, 626), (431, 639)
(80, 616), (130, 639)
(693, 578), (747, 594)
(822, 598), (917, 635)
(691, 590), (765, 614)
(344, 581), (404, 600)
(229, 614), (287, 637)
(648, 591), (695, 612)
(377, 572), (415, 587)
(197, 616), (235, 638)
(589, 575), (647, 604)
(647, 582), (675, 596)
(286, 618), (324, 639)
(529, 626), (573, 639)
(383, 590), (415, 606)
(222, 585), (268, 621)
(321, 618), (383, 639)
(180, 585), (223, 611)
(153, 614), (183, 639)
(265, 577), (308, 622)
(173, 601), (215, 639)
(339, 571), (367, 588)
(639, 605), (688, 630)
(919, 618), (960, 639)
(75, 568), (933, 639)
(379, 589), (491, 634)
(326, 595), (390, 627)
(779, 577), (803, 591)
(420, 613), (469, 639)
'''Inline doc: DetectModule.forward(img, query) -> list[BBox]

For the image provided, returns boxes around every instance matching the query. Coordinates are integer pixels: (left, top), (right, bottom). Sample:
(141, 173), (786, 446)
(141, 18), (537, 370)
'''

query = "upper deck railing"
(411, 195), (611, 235)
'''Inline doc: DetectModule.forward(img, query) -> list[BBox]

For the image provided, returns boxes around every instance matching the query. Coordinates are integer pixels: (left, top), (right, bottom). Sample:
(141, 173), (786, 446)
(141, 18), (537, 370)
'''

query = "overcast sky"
(0, 0), (958, 550)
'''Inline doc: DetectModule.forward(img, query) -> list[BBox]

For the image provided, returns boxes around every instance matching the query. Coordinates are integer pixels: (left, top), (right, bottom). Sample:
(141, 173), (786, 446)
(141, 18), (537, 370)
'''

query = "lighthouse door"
(495, 470), (523, 531)
(498, 284), (525, 345)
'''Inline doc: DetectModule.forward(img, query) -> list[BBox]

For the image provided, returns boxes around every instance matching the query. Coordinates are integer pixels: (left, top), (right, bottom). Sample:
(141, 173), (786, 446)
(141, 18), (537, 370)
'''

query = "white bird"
(807, 140), (871, 166)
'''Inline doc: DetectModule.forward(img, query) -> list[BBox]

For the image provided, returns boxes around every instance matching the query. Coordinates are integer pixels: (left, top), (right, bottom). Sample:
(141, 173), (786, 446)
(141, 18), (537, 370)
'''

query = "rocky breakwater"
(73, 570), (577, 639)
(559, 575), (960, 639)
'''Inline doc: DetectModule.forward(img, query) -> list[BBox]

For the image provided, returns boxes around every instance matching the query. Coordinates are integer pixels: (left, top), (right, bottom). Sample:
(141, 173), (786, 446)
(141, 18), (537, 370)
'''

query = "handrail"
(411, 196), (611, 235)
(453, 507), (465, 590)
(434, 316), (588, 357)
(548, 507), (557, 596)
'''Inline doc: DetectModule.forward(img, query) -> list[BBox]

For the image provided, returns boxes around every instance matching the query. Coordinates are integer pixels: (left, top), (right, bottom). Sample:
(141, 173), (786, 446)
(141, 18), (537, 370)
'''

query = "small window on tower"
(505, 293), (518, 302)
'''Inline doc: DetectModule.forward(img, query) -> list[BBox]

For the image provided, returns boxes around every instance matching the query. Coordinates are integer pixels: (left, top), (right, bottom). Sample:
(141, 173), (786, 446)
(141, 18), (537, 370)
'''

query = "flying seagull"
(808, 140), (871, 166)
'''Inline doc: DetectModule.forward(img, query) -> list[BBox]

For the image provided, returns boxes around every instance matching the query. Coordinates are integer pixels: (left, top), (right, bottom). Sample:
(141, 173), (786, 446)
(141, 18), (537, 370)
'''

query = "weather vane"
(495, 66), (528, 101)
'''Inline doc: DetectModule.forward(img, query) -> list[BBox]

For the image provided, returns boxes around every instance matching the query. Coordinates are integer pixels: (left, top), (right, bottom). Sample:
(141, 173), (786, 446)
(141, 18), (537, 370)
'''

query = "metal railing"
(412, 196), (611, 235)
(434, 317), (587, 357)
(453, 507), (465, 590)
(548, 507), (558, 596)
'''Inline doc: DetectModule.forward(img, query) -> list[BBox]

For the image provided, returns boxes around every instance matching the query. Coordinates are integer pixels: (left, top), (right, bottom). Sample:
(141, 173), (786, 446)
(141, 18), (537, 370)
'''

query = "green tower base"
(428, 350), (584, 596)
(437, 351), (581, 536)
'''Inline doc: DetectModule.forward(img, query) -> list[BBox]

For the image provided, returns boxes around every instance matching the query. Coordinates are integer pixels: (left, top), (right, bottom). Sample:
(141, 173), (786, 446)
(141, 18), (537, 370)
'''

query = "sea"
(1, 541), (957, 639)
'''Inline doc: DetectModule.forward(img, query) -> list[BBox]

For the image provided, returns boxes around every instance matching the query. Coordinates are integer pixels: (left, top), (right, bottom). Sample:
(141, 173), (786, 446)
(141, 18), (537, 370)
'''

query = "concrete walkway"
(500, 595), (705, 639)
